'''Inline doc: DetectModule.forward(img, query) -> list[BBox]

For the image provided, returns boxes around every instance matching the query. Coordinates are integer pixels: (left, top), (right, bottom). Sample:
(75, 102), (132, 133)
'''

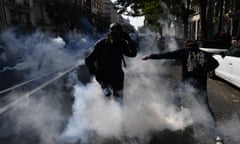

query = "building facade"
(1, 0), (32, 29)
(189, 0), (240, 40)
(91, 0), (103, 14)
(0, 0), (123, 33)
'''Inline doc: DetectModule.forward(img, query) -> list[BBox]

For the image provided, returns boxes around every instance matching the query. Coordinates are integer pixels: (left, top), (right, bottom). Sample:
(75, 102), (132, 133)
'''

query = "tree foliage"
(114, 0), (195, 31)
(114, 0), (145, 16)
(142, 0), (164, 26)
(114, 0), (162, 27)
(114, 0), (240, 40)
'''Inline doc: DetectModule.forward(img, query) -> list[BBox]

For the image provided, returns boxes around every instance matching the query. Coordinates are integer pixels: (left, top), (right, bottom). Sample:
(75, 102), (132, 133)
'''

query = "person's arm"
(121, 32), (137, 57)
(142, 49), (185, 60)
(85, 40), (102, 75)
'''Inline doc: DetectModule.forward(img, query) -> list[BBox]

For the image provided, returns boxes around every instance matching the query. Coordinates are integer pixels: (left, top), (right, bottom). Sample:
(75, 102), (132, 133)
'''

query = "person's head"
(184, 39), (198, 50)
(184, 39), (195, 47)
(109, 23), (123, 40)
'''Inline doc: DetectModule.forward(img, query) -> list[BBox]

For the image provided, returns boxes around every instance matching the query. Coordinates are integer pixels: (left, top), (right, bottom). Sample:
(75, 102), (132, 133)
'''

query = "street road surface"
(0, 63), (239, 144)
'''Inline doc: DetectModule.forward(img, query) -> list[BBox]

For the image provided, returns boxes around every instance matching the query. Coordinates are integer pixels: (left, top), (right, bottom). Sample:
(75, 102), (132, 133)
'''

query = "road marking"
(0, 60), (83, 114)
(232, 99), (240, 103)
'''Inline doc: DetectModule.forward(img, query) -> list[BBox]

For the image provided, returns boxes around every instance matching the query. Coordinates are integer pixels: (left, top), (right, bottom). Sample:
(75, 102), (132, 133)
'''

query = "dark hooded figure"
(142, 40), (221, 140)
(85, 23), (137, 104)
(142, 40), (219, 114)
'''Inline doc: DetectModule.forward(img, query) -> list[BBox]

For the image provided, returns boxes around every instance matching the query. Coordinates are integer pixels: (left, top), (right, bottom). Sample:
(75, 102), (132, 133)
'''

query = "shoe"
(102, 87), (111, 97)
(113, 90), (123, 105)
(114, 97), (123, 105)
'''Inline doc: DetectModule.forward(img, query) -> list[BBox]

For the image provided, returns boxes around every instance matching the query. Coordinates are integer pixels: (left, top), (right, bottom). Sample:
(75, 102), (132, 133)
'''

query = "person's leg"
(113, 89), (123, 105)
(196, 90), (221, 141)
(101, 82), (111, 97)
(112, 73), (124, 105)
(173, 82), (182, 111)
(95, 73), (112, 97)
(96, 79), (111, 97)
(198, 90), (216, 122)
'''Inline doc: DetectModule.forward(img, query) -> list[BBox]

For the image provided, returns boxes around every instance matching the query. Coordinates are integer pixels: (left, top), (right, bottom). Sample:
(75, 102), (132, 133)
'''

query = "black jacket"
(149, 47), (219, 90)
(85, 37), (137, 81)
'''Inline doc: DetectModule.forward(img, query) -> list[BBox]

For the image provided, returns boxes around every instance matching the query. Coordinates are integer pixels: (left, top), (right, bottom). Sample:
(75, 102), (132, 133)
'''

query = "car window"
(225, 47), (240, 57)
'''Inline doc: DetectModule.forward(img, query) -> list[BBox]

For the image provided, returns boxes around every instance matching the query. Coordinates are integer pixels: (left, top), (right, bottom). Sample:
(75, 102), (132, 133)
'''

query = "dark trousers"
(194, 89), (216, 122)
(95, 70), (124, 98)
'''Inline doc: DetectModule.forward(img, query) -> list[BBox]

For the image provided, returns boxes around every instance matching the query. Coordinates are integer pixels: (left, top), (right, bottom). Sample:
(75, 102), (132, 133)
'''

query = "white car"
(213, 47), (240, 88)
(199, 40), (229, 54)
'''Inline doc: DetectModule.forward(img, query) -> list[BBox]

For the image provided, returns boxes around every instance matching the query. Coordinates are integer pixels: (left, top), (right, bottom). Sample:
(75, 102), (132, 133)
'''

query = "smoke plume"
(0, 23), (240, 144)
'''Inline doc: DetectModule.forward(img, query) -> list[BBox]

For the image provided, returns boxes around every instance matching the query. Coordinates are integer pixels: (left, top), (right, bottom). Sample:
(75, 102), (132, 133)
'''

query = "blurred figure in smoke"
(142, 40), (221, 139)
(233, 35), (240, 47)
(85, 23), (137, 104)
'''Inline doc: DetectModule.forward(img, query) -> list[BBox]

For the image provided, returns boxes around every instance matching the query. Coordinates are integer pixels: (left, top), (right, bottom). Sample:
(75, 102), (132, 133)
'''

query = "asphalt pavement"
(0, 63), (240, 144)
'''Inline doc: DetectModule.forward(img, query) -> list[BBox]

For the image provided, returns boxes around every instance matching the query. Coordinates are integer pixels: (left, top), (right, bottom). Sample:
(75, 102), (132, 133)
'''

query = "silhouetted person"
(142, 40), (220, 139)
(214, 30), (231, 48)
(142, 40), (218, 92)
(85, 23), (137, 104)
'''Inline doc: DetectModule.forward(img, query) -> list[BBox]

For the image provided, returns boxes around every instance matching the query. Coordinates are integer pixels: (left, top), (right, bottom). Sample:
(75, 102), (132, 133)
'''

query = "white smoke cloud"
(60, 25), (240, 144)
(218, 115), (240, 143)
(0, 28), (92, 78)
(3, 85), (68, 144)
(0, 22), (239, 144)
(60, 31), (195, 143)
(61, 82), (123, 143)
(0, 28), (95, 144)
